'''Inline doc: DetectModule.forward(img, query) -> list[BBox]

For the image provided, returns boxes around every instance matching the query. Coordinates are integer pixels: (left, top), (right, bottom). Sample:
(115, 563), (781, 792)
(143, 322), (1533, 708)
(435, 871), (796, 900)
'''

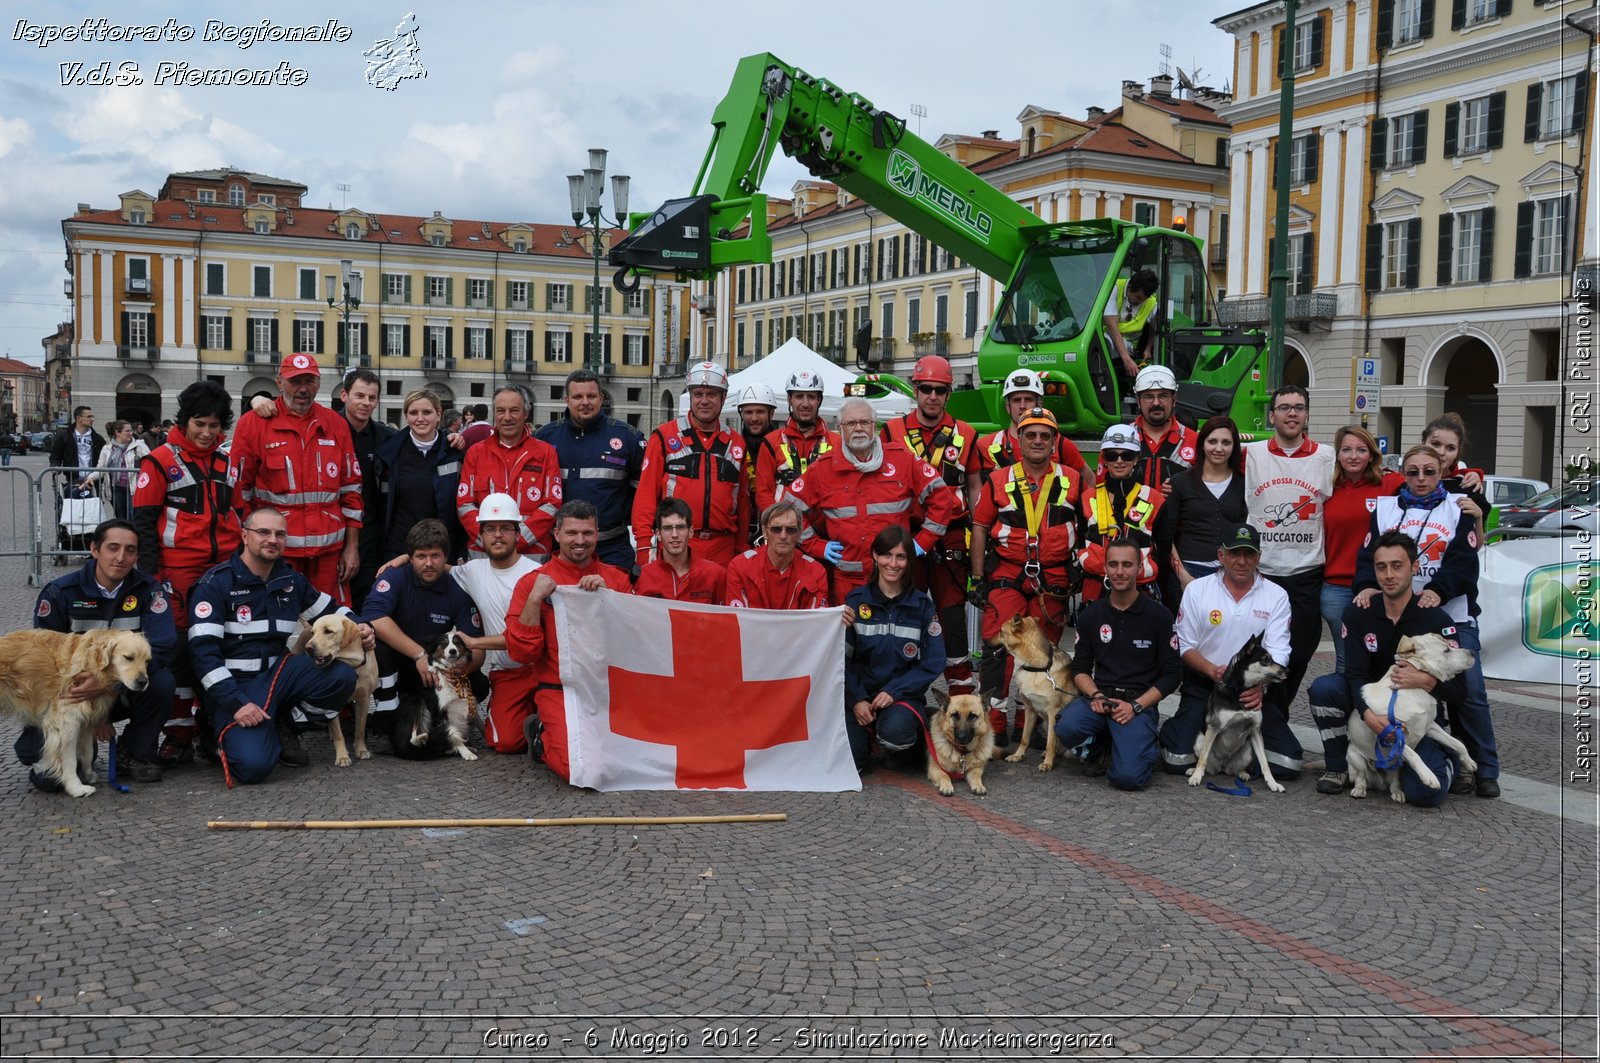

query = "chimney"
(1150, 73), (1174, 98)
(1086, 106), (1107, 121)
(980, 129), (999, 139)
(1122, 79), (1143, 99)
(76, 203), (92, 215)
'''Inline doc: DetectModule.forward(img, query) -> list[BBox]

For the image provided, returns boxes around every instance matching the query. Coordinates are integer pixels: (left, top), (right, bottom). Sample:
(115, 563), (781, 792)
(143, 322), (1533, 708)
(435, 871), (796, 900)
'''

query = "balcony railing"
(1216, 292), (1338, 327)
(657, 361), (686, 378)
(505, 358), (534, 376)
(245, 350), (282, 365)
(117, 344), (160, 360)
(125, 277), (150, 294)
(336, 354), (373, 370)
(421, 355), (456, 374)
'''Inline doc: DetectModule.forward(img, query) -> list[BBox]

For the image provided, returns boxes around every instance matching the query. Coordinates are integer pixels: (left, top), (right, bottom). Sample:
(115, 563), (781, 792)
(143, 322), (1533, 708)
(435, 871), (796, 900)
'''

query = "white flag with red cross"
(553, 589), (859, 792)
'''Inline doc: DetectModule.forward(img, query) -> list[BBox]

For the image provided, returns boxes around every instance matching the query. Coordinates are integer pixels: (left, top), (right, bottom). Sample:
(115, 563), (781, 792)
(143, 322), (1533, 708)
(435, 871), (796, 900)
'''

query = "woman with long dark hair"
(843, 524), (945, 772)
(1153, 415), (1246, 599)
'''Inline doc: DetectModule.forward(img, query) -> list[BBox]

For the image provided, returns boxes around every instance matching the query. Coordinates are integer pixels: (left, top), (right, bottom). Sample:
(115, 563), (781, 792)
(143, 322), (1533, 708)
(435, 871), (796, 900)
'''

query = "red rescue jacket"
(231, 400), (361, 557)
(457, 429), (563, 557)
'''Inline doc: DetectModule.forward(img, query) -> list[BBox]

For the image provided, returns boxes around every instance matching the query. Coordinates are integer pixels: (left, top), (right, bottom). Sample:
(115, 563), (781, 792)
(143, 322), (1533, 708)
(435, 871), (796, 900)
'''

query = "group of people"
(13, 347), (1500, 808)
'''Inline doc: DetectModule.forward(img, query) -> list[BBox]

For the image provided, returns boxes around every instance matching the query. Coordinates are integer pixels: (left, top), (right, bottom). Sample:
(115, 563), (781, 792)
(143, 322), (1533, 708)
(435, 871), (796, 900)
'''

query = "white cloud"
(0, 115), (32, 158)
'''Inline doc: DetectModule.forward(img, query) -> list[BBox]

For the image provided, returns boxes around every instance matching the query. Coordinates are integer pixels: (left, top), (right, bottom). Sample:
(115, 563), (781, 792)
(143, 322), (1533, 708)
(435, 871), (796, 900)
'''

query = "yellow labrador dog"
(993, 615), (1074, 772)
(292, 615), (378, 767)
(1349, 633), (1478, 803)
(0, 628), (151, 797)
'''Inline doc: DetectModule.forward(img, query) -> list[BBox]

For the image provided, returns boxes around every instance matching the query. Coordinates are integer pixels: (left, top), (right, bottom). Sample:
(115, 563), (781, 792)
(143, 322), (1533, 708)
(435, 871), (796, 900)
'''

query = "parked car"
(1496, 481), (1599, 535)
(1482, 475), (1548, 507)
(28, 431), (50, 450)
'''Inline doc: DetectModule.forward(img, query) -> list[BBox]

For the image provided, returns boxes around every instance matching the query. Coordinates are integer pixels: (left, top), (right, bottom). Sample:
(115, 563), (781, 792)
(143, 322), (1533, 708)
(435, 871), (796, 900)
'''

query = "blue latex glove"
(823, 540), (845, 564)
(913, 539), (927, 557)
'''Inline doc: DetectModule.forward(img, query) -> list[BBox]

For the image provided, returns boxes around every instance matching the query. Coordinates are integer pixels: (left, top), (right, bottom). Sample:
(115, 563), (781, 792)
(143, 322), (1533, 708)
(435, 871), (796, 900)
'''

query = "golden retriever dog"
(1349, 633), (1478, 803)
(291, 615), (378, 767)
(993, 615), (1074, 771)
(0, 628), (151, 798)
(926, 689), (996, 795)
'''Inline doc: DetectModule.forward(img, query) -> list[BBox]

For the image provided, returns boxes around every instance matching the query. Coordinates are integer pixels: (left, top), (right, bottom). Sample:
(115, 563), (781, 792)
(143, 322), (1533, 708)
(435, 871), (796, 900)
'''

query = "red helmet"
(911, 355), (954, 386)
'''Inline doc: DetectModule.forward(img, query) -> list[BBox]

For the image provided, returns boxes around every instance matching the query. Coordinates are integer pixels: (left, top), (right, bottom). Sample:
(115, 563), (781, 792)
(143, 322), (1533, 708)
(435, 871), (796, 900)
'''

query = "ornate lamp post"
(567, 150), (629, 372)
(325, 258), (363, 370)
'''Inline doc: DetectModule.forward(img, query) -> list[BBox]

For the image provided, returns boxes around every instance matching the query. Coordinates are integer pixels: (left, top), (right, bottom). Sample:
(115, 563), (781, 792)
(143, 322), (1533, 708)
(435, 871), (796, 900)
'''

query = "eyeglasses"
(916, 385), (949, 396)
(1273, 404), (1308, 414)
(1403, 466), (1440, 477)
(840, 419), (875, 430)
(657, 523), (691, 535)
(244, 527), (287, 539)
(766, 525), (802, 537)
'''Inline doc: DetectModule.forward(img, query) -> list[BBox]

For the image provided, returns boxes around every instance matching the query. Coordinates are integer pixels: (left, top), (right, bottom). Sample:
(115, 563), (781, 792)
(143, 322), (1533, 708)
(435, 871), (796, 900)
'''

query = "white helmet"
(686, 361), (728, 390)
(1134, 364), (1178, 393)
(477, 492), (523, 525)
(1100, 423), (1141, 454)
(786, 369), (824, 395)
(734, 383), (779, 410)
(1002, 368), (1044, 399)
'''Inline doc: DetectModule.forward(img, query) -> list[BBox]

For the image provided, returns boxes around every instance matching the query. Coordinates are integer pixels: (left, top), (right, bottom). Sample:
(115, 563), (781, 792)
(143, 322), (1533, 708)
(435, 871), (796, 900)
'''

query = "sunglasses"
(916, 385), (949, 396)
(766, 525), (802, 537)
(1104, 451), (1137, 461)
(1403, 467), (1440, 477)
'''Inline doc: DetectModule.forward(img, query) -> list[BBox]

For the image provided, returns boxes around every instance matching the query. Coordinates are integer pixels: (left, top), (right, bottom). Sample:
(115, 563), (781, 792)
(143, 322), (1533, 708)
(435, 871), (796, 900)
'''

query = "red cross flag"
(553, 590), (858, 792)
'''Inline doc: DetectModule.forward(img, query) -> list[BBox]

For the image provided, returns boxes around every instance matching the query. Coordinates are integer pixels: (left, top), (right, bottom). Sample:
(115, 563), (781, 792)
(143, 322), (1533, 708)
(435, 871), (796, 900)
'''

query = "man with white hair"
(786, 398), (959, 603)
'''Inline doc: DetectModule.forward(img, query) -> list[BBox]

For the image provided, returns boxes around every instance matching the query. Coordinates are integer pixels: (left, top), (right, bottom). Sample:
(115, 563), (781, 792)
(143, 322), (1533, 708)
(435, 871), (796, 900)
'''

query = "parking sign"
(1351, 356), (1381, 415)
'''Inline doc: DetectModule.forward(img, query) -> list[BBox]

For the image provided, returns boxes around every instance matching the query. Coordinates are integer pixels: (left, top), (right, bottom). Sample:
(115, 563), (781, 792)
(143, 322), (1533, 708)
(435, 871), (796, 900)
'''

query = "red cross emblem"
(608, 609), (812, 789)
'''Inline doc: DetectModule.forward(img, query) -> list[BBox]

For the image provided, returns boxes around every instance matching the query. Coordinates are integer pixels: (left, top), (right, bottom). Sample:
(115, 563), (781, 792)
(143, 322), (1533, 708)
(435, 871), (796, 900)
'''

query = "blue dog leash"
(1204, 779), (1252, 797)
(105, 735), (130, 794)
(1375, 690), (1406, 772)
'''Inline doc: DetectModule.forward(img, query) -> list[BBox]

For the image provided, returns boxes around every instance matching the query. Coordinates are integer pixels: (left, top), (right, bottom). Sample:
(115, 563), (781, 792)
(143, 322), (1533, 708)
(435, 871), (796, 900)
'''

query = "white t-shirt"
(1175, 570), (1292, 670)
(451, 556), (538, 673)
(1243, 439), (1335, 576)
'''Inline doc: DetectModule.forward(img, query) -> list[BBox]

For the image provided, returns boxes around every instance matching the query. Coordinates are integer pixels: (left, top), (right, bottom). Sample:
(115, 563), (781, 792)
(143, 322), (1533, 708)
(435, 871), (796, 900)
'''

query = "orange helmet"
(911, 355), (954, 386)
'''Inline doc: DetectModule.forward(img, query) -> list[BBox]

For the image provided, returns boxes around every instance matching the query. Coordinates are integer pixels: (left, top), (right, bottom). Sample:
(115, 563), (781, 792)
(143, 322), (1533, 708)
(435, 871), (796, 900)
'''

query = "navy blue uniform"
(1309, 597), (1469, 808)
(1055, 593), (1180, 790)
(360, 564), (485, 713)
(14, 562), (177, 789)
(347, 418), (397, 607)
(372, 428), (464, 561)
(843, 582), (946, 769)
(188, 553), (356, 784)
(536, 414), (643, 568)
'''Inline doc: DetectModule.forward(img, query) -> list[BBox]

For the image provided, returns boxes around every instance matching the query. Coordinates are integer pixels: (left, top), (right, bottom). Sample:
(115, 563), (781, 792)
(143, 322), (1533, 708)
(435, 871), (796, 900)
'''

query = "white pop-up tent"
(677, 337), (915, 425)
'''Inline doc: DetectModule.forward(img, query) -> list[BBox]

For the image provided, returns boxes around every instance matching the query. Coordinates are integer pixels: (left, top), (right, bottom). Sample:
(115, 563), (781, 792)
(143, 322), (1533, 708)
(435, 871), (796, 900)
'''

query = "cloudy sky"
(0, 0), (1239, 363)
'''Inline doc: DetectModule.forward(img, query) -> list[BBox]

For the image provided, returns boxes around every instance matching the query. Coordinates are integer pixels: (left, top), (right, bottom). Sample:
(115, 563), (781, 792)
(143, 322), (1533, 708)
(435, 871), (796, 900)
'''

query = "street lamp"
(567, 149), (629, 372)
(325, 258), (363, 371)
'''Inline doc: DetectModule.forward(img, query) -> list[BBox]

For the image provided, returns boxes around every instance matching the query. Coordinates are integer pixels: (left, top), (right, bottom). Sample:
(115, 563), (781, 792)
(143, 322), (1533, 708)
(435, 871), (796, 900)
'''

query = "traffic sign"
(1351, 355), (1381, 416)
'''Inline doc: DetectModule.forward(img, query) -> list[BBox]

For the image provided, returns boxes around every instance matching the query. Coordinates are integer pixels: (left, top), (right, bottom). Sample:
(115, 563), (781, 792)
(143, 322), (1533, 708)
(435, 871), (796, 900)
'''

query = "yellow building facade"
(1216, 0), (1596, 480)
(61, 169), (688, 430)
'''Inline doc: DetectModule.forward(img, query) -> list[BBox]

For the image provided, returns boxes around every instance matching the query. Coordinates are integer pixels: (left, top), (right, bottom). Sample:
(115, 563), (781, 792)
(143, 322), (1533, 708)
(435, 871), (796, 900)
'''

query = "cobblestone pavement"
(0, 451), (1593, 1060)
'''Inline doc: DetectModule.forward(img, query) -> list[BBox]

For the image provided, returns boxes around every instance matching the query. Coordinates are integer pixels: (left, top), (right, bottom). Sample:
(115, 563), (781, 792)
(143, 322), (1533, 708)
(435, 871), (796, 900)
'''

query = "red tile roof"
(0, 357), (45, 375)
(67, 201), (621, 259)
(1138, 95), (1231, 127)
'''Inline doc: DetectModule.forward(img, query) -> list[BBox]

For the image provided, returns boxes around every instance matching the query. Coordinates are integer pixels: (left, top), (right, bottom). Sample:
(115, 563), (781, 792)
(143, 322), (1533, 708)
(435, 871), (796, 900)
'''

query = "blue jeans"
(1054, 696), (1159, 790)
(1320, 583), (1354, 672)
(1450, 622), (1498, 780)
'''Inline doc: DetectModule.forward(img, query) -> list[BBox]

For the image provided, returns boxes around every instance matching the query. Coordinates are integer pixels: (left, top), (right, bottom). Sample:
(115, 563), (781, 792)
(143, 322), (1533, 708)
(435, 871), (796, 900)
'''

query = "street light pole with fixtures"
(567, 150), (629, 373)
(325, 258), (363, 372)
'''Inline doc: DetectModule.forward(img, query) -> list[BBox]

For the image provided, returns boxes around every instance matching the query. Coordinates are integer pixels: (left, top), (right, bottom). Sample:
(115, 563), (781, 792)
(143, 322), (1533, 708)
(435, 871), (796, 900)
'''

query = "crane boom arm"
(612, 52), (1042, 284)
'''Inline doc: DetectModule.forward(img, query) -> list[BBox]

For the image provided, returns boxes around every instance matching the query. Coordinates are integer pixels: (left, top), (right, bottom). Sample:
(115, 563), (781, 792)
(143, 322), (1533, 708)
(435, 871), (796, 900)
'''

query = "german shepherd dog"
(993, 615), (1074, 772)
(1187, 632), (1289, 792)
(391, 630), (478, 761)
(926, 689), (997, 796)
(1349, 633), (1477, 803)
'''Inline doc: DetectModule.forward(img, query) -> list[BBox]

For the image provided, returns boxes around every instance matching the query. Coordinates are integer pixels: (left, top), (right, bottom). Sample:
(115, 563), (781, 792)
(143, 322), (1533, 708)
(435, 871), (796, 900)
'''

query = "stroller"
(56, 485), (111, 565)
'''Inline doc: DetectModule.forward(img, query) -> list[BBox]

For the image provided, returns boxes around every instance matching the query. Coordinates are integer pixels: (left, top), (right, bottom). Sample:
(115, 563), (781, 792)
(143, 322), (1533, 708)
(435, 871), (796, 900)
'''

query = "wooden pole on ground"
(207, 813), (787, 831)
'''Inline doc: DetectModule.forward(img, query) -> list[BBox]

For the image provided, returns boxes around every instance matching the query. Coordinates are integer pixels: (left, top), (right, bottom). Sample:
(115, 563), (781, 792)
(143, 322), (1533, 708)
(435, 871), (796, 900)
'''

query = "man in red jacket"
(633, 498), (727, 604)
(754, 368), (839, 512)
(632, 362), (749, 569)
(503, 500), (633, 781)
(724, 500), (831, 610)
(787, 397), (959, 603)
(881, 355), (983, 692)
(457, 385), (563, 559)
(231, 353), (362, 605)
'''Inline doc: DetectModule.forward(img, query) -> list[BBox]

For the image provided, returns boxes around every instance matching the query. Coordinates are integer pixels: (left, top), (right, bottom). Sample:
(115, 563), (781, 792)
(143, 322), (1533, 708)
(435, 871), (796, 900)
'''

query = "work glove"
(966, 578), (987, 610)
(823, 540), (845, 565)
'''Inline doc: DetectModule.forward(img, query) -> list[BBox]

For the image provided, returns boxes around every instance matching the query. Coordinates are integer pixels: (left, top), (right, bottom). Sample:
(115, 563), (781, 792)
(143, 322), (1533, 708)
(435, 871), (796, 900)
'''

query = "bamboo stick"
(207, 813), (787, 830)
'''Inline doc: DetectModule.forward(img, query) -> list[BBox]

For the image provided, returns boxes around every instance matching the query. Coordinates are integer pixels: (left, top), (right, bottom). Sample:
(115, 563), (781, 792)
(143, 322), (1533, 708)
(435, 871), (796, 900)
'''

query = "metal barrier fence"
(0, 465), (120, 585)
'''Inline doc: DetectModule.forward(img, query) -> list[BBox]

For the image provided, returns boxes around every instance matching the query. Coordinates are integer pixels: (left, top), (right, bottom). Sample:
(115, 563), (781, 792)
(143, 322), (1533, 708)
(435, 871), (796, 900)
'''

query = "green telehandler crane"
(609, 52), (1270, 437)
